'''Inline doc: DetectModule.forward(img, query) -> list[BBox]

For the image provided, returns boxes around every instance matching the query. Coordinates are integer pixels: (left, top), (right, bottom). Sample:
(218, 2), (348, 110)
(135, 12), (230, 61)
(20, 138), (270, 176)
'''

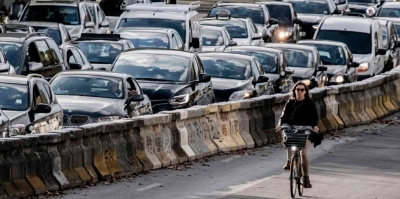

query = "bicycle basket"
(282, 132), (309, 149)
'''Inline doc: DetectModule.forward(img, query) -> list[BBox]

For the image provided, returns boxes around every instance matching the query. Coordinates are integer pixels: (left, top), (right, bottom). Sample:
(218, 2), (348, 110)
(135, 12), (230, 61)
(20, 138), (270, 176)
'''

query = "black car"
(224, 46), (295, 93)
(15, 21), (73, 46)
(0, 74), (63, 135)
(264, 43), (328, 89)
(59, 44), (93, 70)
(50, 70), (152, 127)
(283, 0), (342, 39)
(198, 52), (274, 102)
(0, 33), (65, 80)
(260, 1), (303, 43)
(72, 33), (134, 70)
(114, 27), (186, 51)
(207, 3), (279, 42)
(110, 49), (214, 113)
(298, 40), (359, 85)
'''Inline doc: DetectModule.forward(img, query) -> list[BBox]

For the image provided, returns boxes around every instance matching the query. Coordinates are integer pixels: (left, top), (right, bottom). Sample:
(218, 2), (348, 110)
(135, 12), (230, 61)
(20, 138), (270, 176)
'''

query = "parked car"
(201, 25), (237, 52)
(110, 49), (214, 113)
(50, 70), (152, 127)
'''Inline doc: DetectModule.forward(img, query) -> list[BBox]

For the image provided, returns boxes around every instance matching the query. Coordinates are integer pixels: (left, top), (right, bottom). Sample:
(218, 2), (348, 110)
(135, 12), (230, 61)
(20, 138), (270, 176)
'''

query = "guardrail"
(0, 67), (399, 197)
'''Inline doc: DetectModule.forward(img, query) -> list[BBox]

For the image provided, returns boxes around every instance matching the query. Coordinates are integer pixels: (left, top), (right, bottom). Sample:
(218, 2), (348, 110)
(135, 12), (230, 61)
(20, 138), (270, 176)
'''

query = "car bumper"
(357, 74), (373, 81)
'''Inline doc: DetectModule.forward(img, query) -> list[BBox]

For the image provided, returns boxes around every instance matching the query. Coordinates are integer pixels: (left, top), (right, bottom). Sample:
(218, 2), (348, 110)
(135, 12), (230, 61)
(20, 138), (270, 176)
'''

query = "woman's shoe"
(303, 176), (312, 188)
(283, 160), (290, 170)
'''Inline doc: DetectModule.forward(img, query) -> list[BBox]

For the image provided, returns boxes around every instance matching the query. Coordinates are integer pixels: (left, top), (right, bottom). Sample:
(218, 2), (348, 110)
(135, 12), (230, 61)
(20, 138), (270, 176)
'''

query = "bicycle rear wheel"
(290, 156), (297, 198)
(298, 158), (304, 196)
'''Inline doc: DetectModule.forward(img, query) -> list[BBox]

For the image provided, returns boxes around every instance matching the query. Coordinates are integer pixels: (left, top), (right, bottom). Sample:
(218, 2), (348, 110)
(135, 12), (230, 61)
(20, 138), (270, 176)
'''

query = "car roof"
(264, 43), (318, 51)
(0, 33), (49, 43)
(198, 52), (254, 61)
(228, 46), (282, 54)
(121, 10), (186, 20)
(16, 21), (60, 28)
(123, 49), (193, 58)
(115, 27), (171, 34)
(320, 16), (374, 33)
(381, 2), (400, 8)
(0, 74), (30, 84)
(29, 1), (79, 6)
(298, 39), (348, 48)
(375, 17), (400, 24)
(200, 25), (225, 31)
(258, 1), (292, 6)
(212, 3), (264, 8)
(55, 70), (129, 79)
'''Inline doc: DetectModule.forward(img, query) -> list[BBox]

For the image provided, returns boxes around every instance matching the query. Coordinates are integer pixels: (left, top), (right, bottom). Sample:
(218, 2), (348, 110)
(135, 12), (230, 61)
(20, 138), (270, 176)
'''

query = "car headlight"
(278, 28), (293, 38)
(93, 116), (120, 123)
(229, 90), (254, 101)
(366, 7), (376, 16)
(330, 73), (345, 83)
(357, 62), (369, 72)
(168, 94), (189, 105)
(302, 79), (311, 86)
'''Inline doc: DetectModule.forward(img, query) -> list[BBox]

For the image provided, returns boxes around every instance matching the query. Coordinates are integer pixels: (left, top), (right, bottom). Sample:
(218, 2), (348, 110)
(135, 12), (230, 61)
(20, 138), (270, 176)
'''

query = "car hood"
(57, 95), (123, 115)
(264, 73), (280, 84)
(3, 110), (29, 125)
(91, 63), (113, 70)
(3, 110), (24, 121)
(353, 54), (372, 63)
(211, 78), (252, 90)
(324, 65), (347, 75)
(297, 14), (325, 23)
(288, 67), (314, 79)
(233, 38), (251, 45)
(65, 25), (81, 39)
(138, 81), (189, 100)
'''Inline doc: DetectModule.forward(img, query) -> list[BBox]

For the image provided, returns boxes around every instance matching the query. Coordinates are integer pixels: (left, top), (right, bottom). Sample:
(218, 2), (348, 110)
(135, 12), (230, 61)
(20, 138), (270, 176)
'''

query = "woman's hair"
(290, 81), (310, 99)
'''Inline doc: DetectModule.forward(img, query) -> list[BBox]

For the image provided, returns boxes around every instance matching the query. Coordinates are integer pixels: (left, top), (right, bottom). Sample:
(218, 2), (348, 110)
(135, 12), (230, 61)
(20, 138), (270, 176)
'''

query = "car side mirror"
(268, 18), (279, 25)
(228, 40), (237, 46)
(284, 68), (295, 75)
(199, 73), (211, 82)
(0, 63), (10, 73)
(29, 62), (43, 72)
(318, 65), (328, 71)
(252, 33), (262, 40)
(190, 37), (200, 49)
(99, 20), (110, 28)
(69, 63), (82, 70)
(130, 94), (144, 102)
(257, 75), (270, 83)
(332, 9), (342, 15)
(349, 62), (359, 67)
(376, 48), (387, 55)
(84, 21), (95, 29)
(35, 103), (51, 113)
(293, 18), (302, 24)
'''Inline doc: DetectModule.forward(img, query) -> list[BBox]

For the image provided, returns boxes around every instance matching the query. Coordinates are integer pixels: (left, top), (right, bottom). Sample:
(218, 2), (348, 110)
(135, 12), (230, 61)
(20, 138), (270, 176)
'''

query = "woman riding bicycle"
(277, 81), (323, 189)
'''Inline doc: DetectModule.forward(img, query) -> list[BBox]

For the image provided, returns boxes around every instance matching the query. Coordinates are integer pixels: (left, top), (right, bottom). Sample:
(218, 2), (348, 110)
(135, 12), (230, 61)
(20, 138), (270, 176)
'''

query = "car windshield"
(111, 53), (190, 82)
(266, 5), (292, 25)
(33, 27), (62, 45)
(76, 42), (123, 64)
(0, 42), (22, 71)
(200, 20), (248, 38)
(287, 0), (330, 15)
(51, 75), (124, 99)
(0, 83), (28, 111)
(230, 50), (279, 73)
(280, 49), (313, 68)
(202, 28), (224, 46)
(118, 18), (186, 43)
(200, 56), (251, 80)
(377, 8), (400, 17)
(118, 32), (169, 49)
(316, 30), (372, 54)
(307, 44), (346, 65)
(209, 6), (265, 25)
(21, 5), (80, 25)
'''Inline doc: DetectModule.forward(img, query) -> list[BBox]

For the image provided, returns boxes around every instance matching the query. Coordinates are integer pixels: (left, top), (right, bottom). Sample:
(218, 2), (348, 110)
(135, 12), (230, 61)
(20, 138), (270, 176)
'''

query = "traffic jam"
(0, 0), (399, 136)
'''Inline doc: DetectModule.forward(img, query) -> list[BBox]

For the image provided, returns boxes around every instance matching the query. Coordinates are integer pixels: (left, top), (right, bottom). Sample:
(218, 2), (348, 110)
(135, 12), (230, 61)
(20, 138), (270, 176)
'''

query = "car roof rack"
(27, 74), (44, 81)
(25, 32), (49, 40)
(125, 1), (200, 13)
(76, 33), (122, 41)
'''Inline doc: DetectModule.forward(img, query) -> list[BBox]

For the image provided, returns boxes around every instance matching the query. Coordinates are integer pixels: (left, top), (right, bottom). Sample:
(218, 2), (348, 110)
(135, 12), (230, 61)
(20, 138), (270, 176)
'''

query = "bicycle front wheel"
(298, 158), (304, 196)
(290, 156), (297, 198)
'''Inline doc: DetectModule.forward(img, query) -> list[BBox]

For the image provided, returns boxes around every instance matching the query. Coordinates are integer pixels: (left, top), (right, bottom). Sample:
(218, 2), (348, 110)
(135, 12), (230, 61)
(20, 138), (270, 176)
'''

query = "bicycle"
(280, 125), (315, 198)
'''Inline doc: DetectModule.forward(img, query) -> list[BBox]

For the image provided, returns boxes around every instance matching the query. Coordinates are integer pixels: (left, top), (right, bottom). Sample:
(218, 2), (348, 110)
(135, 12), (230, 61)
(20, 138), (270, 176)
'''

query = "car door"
(125, 77), (141, 117)
(389, 24), (400, 69)
(174, 32), (185, 51)
(195, 56), (213, 104)
(127, 77), (152, 115)
(374, 30), (385, 74)
(34, 40), (63, 79)
(82, 5), (95, 33)
(280, 52), (294, 93)
(46, 39), (65, 71)
(170, 34), (179, 50)
(344, 45), (357, 82)
(60, 25), (72, 44)
(252, 59), (269, 95)
(314, 51), (326, 87)
(97, 5), (109, 34)
(191, 57), (206, 105)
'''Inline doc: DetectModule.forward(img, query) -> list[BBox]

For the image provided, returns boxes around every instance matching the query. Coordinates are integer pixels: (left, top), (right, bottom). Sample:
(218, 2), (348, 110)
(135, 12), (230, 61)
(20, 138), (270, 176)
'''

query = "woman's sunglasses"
(296, 88), (305, 92)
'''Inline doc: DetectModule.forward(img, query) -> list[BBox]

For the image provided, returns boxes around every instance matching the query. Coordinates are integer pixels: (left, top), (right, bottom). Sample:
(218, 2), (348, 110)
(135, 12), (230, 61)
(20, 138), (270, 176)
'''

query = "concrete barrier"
(3, 66), (400, 197)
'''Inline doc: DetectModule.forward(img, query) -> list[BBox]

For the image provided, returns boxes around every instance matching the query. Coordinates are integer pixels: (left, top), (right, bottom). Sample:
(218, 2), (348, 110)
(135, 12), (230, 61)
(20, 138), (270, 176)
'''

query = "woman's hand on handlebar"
(313, 126), (319, 132)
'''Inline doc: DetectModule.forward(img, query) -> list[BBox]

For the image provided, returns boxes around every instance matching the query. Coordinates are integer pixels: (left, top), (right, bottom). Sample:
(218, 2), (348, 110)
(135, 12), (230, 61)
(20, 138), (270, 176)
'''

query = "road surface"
(58, 113), (400, 199)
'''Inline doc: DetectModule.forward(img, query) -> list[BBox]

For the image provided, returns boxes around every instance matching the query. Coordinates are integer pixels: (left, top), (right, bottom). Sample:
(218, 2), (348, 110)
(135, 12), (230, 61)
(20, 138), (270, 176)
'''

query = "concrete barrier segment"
(76, 123), (98, 183)
(66, 128), (92, 184)
(185, 107), (212, 157)
(100, 122), (124, 177)
(238, 100), (258, 148)
(247, 99), (268, 145)
(0, 138), (22, 198)
(191, 105), (219, 155)
(202, 104), (229, 153)
(223, 101), (247, 149)
(215, 102), (241, 151)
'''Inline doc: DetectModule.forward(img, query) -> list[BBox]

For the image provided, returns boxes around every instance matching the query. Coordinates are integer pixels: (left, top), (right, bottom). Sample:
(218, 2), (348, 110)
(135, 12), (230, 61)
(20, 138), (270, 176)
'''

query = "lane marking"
(221, 155), (241, 163)
(136, 183), (162, 192)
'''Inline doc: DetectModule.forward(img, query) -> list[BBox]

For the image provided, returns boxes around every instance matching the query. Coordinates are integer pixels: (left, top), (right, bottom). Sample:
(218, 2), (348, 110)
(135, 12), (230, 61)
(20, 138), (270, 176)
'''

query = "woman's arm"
(310, 100), (319, 128)
(278, 100), (292, 126)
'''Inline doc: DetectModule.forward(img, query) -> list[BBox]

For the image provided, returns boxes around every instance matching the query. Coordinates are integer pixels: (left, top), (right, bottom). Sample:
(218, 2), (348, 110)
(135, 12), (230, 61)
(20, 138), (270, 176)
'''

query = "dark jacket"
(9, 1), (25, 20)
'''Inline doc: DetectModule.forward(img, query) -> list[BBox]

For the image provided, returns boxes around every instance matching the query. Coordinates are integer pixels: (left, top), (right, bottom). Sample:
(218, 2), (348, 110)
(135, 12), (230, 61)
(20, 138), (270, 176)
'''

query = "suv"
(18, 0), (96, 39)
(0, 74), (63, 135)
(0, 33), (65, 80)
(116, 2), (202, 52)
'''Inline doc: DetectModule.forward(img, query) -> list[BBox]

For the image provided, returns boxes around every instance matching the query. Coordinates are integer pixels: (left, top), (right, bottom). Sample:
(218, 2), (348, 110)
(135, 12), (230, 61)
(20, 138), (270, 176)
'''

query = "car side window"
(35, 40), (54, 67)
(43, 83), (53, 103)
(173, 33), (184, 50)
(130, 78), (142, 94)
(36, 82), (51, 105)
(63, 26), (72, 42)
(195, 56), (204, 74)
(251, 59), (261, 78)
(67, 50), (76, 64)
(83, 5), (92, 23)
(170, 35), (179, 50)
(248, 19), (257, 34)
(346, 46), (353, 63)
(192, 58), (200, 81)
(46, 39), (63, 64)
(71, 49), (84, 65)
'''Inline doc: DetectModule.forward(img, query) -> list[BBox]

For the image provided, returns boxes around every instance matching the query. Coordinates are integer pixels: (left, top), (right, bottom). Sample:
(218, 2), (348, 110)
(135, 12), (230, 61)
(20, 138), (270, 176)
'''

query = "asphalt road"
(58, 113), (400, 199)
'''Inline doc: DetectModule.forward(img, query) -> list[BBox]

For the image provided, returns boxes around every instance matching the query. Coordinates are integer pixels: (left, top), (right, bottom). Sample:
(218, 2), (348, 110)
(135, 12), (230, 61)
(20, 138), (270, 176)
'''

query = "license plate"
(300, 32), (306, 36)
